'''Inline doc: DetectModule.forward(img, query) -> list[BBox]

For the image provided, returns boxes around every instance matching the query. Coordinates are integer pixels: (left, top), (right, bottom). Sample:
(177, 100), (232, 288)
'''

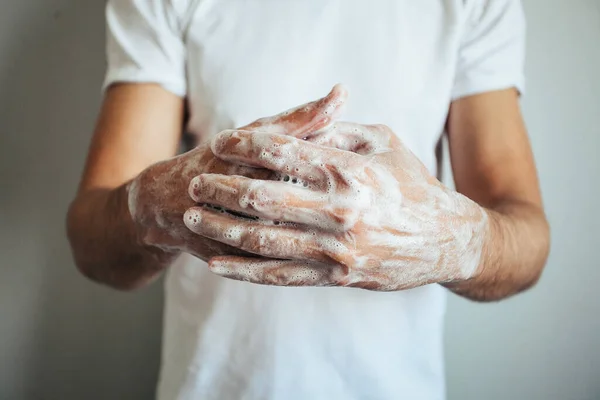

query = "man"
(66, 0), (550, 399)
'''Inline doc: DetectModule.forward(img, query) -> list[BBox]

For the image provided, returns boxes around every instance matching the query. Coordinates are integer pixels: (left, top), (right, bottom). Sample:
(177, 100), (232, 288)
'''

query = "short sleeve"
(103, 0), (187, 96)
(451, 0), (526, 100)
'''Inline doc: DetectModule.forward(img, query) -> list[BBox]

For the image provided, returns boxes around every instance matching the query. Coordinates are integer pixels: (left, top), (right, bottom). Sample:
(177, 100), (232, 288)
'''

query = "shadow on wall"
(0, 2), (163, 399)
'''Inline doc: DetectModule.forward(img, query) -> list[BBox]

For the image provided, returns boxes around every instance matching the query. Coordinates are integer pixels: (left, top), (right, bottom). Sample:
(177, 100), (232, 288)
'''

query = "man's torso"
(160, 1), (468, 399)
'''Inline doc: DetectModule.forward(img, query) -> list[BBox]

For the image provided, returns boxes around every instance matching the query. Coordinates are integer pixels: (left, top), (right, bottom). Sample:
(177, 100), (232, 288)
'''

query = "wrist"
(121, 179), (179, 263)
(123, 178), (145, 244)
(467, 207), (496, 280)
(441, 192), (491, 283)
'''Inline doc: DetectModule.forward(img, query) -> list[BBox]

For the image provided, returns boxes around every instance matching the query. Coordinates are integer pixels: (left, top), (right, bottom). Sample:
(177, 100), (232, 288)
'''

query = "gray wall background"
(0, 0), (598, 399)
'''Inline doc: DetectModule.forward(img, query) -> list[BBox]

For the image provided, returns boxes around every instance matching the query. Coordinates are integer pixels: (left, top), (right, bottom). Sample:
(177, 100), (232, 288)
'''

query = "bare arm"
(67, 84), (350, 291)
(66, 84), (184, 290)
(176, 87), (549, 295)
(444, 89), (550, 301)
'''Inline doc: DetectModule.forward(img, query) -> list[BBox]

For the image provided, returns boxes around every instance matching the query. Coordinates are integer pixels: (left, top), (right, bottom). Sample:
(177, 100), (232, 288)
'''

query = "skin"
(185, 87), (549, 298)
(67, 84), (346, 290)
(67, 84), (549, 301)
(186, 122), (488, 290)
(67, 84), (182, 290)
(443, 90), (550, 300)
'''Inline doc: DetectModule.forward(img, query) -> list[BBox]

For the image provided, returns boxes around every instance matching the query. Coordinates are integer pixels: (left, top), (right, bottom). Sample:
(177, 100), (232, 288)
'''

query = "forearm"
(66, 183), (177, 290)
(444, 200), (550, 301)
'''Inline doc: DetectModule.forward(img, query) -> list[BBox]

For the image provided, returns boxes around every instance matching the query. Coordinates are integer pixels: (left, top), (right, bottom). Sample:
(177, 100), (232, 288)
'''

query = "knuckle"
(331, 207), (361, 231)
(210, 129), (240, 155)
(254, 238), (272, 255)
(367, 124), (394, 143)
(339, 154), (367, 176)
(368, 123), (391, 134)
(242, 231), (274, 255)
(246, 185), (272, 209)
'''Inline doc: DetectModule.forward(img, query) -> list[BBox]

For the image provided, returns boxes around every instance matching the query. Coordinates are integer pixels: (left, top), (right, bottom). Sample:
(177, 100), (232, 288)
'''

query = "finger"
(189, 174), (359, 231)
(184, 206), (329, 261)
(202, 157), (274, 180)
(210, 130), (364, 184)
(304, 122), (394, 155)
(208, 256), (347, 287)
(187, 142), (275, 180)
(241, 84), (348, 137)
(183, 231), (254, 261)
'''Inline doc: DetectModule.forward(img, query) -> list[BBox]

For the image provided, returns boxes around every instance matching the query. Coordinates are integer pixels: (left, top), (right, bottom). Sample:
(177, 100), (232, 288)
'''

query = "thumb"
(241, 84), (348, 137)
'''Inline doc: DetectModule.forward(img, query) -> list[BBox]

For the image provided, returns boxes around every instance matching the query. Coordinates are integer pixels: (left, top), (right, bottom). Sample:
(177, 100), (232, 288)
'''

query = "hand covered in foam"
(184, 88), (489, 290)
(126, 86), (347, 261)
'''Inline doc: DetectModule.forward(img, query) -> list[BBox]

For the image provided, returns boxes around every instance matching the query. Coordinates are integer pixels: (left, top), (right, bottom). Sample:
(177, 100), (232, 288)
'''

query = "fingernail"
(332, 83), (349, 99)
(208, 260), (233, 276)
(189, 176), (202, 200)
(184, 208), (202, 229)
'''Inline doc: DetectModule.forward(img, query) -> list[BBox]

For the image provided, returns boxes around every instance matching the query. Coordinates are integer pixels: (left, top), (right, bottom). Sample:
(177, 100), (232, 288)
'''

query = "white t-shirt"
(104, 1), (525, 399)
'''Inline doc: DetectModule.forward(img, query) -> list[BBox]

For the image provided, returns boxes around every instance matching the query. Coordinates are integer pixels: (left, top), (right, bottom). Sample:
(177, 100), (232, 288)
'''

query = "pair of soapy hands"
(128, 85), (488, 291)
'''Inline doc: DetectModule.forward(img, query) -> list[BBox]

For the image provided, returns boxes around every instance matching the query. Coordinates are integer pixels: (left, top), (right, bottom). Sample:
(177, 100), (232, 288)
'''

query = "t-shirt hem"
(102, 70), (187, 97)
(451, 75), (525, 100)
